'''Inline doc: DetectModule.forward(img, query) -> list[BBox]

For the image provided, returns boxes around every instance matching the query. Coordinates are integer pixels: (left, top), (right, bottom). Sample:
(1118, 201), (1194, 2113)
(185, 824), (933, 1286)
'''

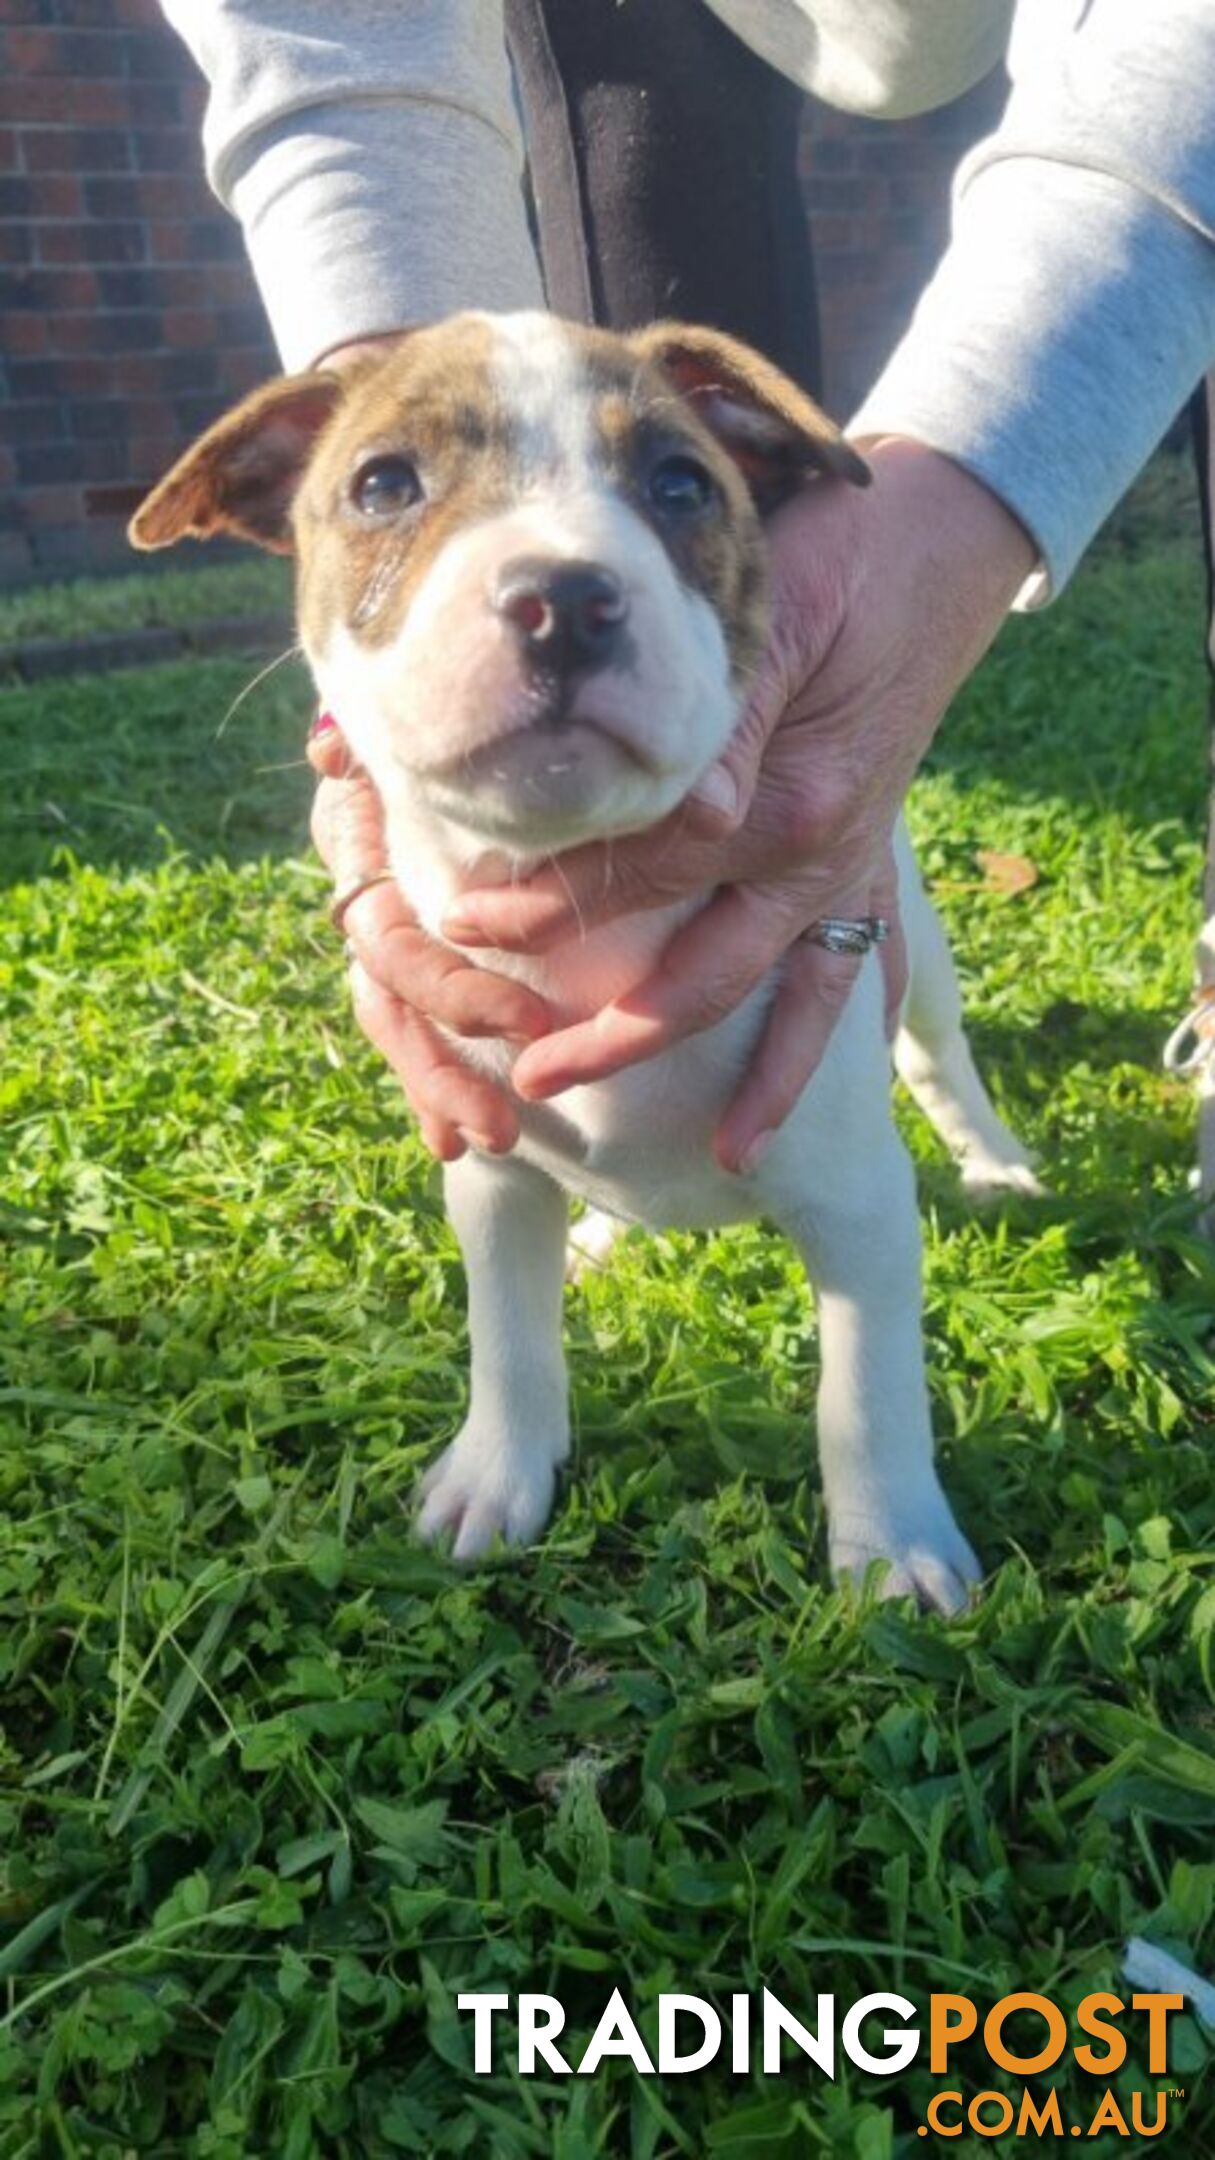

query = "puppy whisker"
(216, 643), (304, 740)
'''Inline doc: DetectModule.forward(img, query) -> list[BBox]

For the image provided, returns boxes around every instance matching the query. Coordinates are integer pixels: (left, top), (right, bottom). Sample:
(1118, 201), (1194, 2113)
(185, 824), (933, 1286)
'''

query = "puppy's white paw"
(565, 1208), (629, 1284)
(416, 1428), (565, 1561)
(828, 1486), (982, 1615)
(960, 1151), (1047, 1201)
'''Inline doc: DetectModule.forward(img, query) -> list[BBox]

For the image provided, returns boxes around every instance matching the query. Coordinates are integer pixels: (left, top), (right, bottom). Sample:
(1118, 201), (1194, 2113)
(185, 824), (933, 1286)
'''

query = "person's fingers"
(509, 880), (797, 1101)
(348, 962), (521, 1155)
(440, 808), (715, 950)
(711, 931), (867, 1173)
(344, 878), (552, 1041)
(306, 711), (354, 780)
(311, 766), (389, 885)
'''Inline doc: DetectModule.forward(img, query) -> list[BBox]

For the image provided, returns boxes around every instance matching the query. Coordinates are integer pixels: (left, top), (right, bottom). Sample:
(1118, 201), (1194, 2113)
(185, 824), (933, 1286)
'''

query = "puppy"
(132, 313), (1040, 1610)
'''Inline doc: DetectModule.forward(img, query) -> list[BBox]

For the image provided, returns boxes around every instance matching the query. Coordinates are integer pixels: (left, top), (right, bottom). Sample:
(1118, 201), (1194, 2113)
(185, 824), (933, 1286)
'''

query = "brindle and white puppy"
(133, 313), (1040, 1610)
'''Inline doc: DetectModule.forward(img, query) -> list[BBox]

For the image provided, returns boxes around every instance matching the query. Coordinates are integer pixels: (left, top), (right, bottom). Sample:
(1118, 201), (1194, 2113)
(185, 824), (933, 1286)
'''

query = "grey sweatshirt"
(162, 0), (1215, 606)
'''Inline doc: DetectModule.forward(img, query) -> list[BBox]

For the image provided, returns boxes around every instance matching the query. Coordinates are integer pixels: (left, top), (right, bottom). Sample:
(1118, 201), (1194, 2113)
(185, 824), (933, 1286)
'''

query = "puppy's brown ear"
(128, 372), (344, 554)
(632, 322), (870, 506)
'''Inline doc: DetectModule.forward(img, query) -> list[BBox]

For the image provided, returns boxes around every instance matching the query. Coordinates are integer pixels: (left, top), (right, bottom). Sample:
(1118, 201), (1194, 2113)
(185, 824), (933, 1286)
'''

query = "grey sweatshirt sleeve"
(851, 0), (1215, 606)
(160, 0), (543, 370)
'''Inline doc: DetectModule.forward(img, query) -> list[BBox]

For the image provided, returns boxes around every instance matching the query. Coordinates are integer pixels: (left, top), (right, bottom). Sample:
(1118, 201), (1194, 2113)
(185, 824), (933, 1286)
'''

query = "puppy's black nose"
(494, 557), (628, 673)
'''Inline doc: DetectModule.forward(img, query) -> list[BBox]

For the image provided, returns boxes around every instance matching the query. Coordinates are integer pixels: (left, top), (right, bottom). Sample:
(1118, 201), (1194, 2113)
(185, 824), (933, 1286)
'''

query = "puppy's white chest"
(457, 971), (775, 1229)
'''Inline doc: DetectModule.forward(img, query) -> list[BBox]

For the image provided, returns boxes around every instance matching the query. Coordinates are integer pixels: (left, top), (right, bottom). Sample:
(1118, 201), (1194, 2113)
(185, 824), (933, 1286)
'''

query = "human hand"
(308, 717), (551, 1161)
(439, 439), (1036, 1171)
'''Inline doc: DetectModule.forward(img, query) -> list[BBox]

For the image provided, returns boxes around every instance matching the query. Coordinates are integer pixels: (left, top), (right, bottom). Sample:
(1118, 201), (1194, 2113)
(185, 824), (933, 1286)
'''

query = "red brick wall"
(804, 72), (1008, 419)
(0, 0), (1006, 588)
(0, 0), (275, 585)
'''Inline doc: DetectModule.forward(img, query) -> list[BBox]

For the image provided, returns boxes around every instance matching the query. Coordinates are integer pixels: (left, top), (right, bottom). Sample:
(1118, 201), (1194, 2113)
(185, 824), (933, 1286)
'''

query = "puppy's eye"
(648, 453), (716, 515)
(352, 454), (423, 518)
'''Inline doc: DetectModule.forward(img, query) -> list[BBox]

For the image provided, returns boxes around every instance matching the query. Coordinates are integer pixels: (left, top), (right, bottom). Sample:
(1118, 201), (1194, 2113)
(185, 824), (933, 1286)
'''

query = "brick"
(14, 441), (82, 484)
(0, 79), (130, 124)
(97, 264), (221, 309)
(25, 174), (84, 218)
(8, 355), (106, 398)
(0, 265), (97, 308)
(53, 0), (152, 23)
(0, 128), (16, 171)
(21, 481), (84, 527)
(0, 3), (55, 25)
(0, 175), (33, 216)
(93, 263), (157, 308)
(0, 310), (49, 354)
(128, 127), (192, 174)
(84, 171), (198, 220)
(0, 401), (64, 446)
(148, 220), (191, 263)
(170, 391), (229, 434)
(22, 126), (133, 173)
(67, 394), (133, 440)
(47, 307), (159, 354)
(126, 434), (184, 478)
(0, 225), (33, 263)
(125, 82), (184, 126)
(113, 348), (218, 393)
(216, 347), (273, 395)
(184, 219), (246, 264)
(197, 262), (261, 308)
(119, 28), (189, 80)
(38, 220), (145, 264)
(217, 303), (267, 346)
(2, 26), (117, 75)
(162, 308), (216, 348)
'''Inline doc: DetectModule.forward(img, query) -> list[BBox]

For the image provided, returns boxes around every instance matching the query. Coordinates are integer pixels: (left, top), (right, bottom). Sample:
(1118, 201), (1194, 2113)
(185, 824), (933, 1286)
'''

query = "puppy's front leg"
(780, 1139), (981, 1614)
(417, 1153), (570, 1560)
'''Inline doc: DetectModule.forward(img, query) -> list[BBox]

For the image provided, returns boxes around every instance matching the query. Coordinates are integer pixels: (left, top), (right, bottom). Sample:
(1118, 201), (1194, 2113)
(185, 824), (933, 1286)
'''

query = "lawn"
(3, 463), (1215, 2156)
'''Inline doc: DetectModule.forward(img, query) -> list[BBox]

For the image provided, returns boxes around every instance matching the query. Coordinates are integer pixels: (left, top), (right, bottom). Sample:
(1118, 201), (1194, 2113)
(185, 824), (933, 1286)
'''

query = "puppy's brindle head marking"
(132, 314), (867, 862)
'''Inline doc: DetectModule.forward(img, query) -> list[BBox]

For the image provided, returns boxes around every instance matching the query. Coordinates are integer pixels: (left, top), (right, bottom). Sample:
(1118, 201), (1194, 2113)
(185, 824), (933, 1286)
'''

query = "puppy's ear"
(631, 322), (870, 507)
(128, 372), (344, 554)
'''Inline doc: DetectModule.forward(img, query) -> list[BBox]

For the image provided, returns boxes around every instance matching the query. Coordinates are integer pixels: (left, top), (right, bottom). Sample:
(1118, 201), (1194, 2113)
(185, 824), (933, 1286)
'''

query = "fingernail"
(441, 910), (487, 946)
(691, 764), (738, 821)
(310, 708), (338, 739)
(736, 1129), (775, 1177)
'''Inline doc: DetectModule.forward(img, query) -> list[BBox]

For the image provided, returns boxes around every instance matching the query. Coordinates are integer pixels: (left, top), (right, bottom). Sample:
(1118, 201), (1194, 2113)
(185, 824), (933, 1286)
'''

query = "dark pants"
(504, 0), (821, 396)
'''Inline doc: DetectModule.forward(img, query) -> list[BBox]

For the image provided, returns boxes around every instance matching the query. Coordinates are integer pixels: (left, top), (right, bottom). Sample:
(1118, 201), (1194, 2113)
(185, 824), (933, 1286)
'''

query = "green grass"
(0, 554), (291, 646)
(4, 474), (1215, 2155)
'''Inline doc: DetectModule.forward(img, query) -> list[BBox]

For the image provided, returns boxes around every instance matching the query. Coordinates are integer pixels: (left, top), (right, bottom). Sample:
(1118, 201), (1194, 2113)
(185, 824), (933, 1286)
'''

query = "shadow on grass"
(2, 648), (314, 886)
(908, 998), (1201, 1208)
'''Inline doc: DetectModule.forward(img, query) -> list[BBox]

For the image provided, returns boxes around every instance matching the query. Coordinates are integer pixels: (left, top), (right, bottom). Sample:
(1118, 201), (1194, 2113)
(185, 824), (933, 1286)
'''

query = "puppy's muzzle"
(493, 556), (629, 683)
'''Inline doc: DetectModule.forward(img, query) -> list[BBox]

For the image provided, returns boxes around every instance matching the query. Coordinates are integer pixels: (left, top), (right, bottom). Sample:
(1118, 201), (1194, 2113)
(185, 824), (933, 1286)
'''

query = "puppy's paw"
(959, 1150), (1048, 1202)
(416, 1428), (565, 1561)
(828, 1488), (982, 1616)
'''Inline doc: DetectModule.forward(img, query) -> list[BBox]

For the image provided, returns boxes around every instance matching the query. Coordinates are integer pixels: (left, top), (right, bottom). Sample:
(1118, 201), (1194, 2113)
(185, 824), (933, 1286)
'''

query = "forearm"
(852, 0), (1215, 605)
(160, 0), (543, 368)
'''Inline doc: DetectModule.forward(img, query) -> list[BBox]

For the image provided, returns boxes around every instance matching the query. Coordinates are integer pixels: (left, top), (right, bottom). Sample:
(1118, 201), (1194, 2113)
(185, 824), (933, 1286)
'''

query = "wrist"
(852, 434), (1038, 614)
